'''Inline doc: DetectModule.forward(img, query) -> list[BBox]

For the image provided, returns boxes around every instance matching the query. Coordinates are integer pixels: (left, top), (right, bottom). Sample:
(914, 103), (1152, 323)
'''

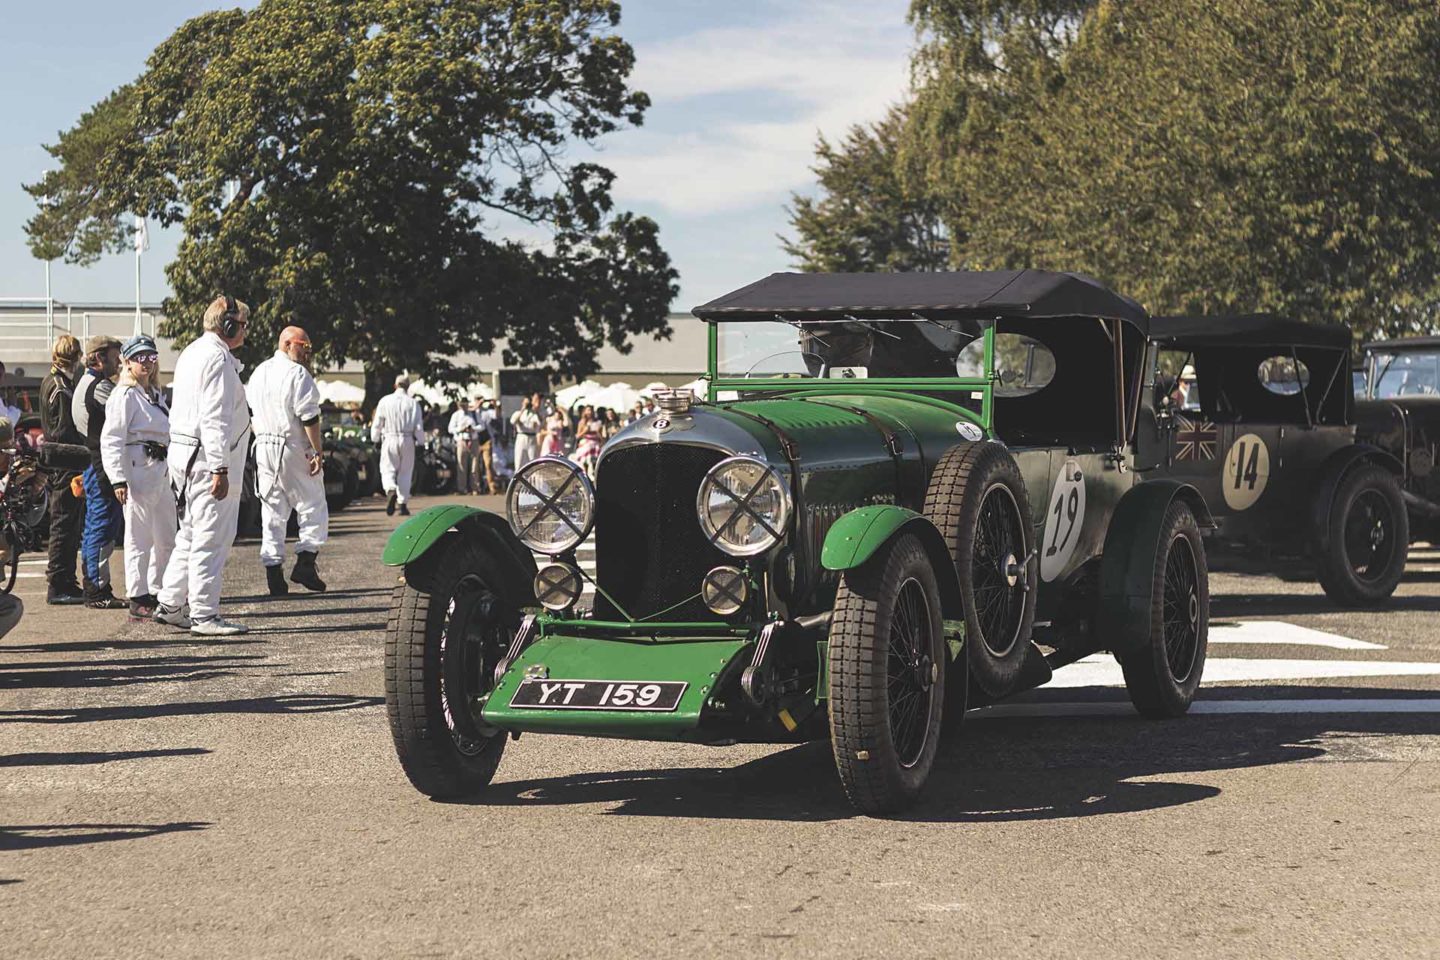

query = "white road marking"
(1048, 655), (1440, 688)
(1209, 621), (1386, 650)
(975, 698), (1440, 718)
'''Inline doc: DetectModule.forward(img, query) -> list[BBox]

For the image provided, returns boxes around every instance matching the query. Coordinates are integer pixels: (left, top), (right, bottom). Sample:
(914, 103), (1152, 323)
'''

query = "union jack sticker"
(1174, 415), (1218, 461)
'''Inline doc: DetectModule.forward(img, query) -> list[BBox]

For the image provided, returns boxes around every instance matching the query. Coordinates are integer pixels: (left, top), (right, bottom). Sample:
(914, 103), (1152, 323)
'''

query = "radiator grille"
(593, 444), (730, 621)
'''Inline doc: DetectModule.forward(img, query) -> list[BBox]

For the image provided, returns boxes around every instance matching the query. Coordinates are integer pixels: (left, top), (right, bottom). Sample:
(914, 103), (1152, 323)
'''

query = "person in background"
(448, 397), (479, 494)
(40, 334), (86, 605)
(0, 361), (26, 424)
(71, 335), (126, 610)
(627, 401), (645, 425)
(540, 403), (567, 457)
(100, 335), (174, 620)
(510, 393), (542, 470)
(574, 405), (603, 480)
(247, 325), (329, 596)
(372, 373), (424, 516)
(601, 407), (621, 439)
(476, 399), (500, 494)
(155, 295), (253, 636)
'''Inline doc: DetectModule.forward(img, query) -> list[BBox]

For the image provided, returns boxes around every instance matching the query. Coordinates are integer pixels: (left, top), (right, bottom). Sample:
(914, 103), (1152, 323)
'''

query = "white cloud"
(600, 1), (914, 216)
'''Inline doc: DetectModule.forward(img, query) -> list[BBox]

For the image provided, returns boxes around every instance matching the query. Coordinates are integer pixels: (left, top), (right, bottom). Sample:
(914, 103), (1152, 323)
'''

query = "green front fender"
(821, 505), (962, 618)
(382, 504), (489, 566)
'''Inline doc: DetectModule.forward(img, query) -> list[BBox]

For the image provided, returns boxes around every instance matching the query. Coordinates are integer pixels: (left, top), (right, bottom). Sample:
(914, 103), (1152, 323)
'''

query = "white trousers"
(514, 434), (539, 471)
(256, 438), (329, 567)
(122, 455), (177, 598)
(158, 440), (246, 622)
(381, 437), (415, 504)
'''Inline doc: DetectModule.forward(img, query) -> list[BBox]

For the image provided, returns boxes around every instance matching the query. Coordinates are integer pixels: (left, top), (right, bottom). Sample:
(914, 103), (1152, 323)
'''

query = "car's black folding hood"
(1362, 335), (1440, 352)
(1151, 314), (1352, 349)
(692, 269), (1149, 326)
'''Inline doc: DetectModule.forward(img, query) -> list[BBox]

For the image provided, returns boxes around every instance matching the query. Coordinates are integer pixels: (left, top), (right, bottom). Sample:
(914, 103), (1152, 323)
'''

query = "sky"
(0, 0), (916, 313)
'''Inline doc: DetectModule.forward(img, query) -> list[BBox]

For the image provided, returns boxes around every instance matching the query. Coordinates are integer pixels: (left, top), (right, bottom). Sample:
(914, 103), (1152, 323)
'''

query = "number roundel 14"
(1040, 458), (1086, 583)
(1222, 433), (1270, 511)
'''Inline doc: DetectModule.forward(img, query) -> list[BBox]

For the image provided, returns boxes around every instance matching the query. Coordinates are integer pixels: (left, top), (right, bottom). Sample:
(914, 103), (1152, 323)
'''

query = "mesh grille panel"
(593, 444), (729, 621)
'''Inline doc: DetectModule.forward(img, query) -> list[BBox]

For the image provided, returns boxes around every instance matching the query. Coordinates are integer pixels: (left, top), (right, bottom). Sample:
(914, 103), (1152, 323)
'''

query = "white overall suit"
(371, 388), (424, 505)
(158, 332), (251, 622)
(99, 383), (176, 600)
(247, 352), (328, 567)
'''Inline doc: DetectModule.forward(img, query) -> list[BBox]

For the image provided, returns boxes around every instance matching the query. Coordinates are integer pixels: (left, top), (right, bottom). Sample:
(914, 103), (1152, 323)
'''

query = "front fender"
(383, 505), (534, 592)
(382, 504), (488, 566)
(820, 505), (963, 619)
(1098, 480), (1210, 655)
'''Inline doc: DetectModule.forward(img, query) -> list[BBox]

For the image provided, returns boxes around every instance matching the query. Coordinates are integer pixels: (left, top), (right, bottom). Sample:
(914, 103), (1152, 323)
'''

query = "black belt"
(128, 440), (169, 461)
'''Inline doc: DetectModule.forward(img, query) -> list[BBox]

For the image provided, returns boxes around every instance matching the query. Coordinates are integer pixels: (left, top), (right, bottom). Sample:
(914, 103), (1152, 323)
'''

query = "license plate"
(508, 678), (687, 712)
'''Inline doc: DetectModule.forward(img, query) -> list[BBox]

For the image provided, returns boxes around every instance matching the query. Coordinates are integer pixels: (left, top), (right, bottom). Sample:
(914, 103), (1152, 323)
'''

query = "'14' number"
(1232, 441), (1260, 491)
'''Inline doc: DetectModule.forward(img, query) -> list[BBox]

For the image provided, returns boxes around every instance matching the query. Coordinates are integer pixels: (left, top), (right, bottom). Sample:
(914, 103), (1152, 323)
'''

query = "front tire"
(1317, 465), (1408, 607)
(1121, 502), (1209, 719)
(385, 536), (532, 798)
(829, 533), (946, 815)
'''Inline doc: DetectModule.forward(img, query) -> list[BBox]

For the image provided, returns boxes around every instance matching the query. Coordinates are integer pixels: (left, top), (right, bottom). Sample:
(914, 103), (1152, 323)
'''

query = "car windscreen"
(1370, 350), (1440, 398)
(714, 318), (981, 380)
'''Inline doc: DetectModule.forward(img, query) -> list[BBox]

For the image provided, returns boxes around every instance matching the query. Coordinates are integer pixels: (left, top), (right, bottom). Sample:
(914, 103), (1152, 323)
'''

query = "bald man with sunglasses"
(247, 325), (328, 596)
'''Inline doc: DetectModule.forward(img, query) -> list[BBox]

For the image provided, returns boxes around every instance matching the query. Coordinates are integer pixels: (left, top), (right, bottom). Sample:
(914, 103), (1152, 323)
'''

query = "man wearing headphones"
(154, 295), (253, 636)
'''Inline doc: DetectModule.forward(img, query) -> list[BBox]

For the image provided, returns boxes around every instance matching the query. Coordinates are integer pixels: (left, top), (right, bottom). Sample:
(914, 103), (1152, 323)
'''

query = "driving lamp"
(507, 457), (595, 554)
(696, 455), (791, 557)
(534, 562), (584, 612)
(701, 566), (748, 616)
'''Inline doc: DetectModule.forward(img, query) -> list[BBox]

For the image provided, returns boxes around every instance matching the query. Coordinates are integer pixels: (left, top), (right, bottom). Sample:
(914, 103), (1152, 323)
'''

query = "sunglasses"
(129, 353), (159, 363)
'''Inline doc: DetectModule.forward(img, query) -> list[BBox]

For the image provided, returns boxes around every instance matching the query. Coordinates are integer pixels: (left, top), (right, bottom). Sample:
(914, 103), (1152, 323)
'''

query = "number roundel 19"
(1040, 458), (1086, 583)
(1222, 433), (1270, 511)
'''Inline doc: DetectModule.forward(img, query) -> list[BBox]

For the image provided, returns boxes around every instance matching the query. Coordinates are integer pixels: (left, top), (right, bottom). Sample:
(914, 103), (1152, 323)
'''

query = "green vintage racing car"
(382, 270), (1214, 814)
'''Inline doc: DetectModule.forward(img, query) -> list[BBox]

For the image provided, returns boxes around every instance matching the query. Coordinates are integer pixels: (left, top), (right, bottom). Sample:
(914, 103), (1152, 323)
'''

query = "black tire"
(1120, 501), (1209, 719)
(1, 526), (18, 595)
(1317, 465), (1409, 607)
(829, 533), (946, 815)
(385, 535), (532, 798)
(924, 442), (1036, 697)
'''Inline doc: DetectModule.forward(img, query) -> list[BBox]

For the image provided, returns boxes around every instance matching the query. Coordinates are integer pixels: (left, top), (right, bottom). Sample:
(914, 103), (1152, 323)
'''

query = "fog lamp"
(702, 566), (748, 616)
(534, 562), (584, 612)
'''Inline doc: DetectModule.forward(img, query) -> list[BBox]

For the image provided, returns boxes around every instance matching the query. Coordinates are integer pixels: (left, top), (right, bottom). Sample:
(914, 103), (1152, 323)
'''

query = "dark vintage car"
(1356, 336), (1440, 544)
(1142, 315), (1408, 605)
(379, 270), (1218, 815)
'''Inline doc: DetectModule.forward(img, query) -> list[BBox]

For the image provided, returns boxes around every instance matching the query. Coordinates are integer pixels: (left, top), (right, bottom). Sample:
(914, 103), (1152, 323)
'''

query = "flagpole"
(133, 214), (148, 337)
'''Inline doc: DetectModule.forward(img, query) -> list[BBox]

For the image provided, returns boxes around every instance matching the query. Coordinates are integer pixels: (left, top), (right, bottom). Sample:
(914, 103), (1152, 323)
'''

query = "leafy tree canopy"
(25, 0), (678, 401)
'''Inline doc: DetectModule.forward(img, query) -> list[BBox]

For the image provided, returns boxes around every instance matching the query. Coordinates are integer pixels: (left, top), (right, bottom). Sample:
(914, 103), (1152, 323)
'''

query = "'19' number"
(1046, 487), (1080, 558)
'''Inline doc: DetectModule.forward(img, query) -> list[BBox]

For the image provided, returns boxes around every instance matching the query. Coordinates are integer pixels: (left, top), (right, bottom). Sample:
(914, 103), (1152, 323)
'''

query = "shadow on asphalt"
(1, 637), (267, 655)
(0, 653), (272, 691)
(0, 747), (211, 767)
(459, 697), (1440, 823)
(0, 693), (382, 725)
(224, 587), (388, 604)
(248, 622), (385, 636)
(1213, 592), (1440, 616)
(241, 605), (389, 620)
(0, 821), (211, 852)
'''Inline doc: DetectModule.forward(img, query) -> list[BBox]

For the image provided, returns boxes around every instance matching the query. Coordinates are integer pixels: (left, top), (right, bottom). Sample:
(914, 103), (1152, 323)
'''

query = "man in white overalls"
(247, 326), (328, 596)
(155, 295), (252, 636)
(371, 373), (424, 516)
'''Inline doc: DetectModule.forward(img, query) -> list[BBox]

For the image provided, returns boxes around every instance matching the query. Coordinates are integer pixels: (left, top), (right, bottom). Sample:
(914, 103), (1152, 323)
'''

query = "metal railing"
(0, 299), (161, 356)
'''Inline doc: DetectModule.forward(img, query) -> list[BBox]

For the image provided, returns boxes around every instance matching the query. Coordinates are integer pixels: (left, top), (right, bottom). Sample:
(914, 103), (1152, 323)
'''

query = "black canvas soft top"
(1363, 335), (1440, 352)
(1151, 314), (1352, 350)
(692, 269), (1149, 327)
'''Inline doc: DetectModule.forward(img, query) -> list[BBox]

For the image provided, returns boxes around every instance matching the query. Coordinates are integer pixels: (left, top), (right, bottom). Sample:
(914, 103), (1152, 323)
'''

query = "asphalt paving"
(3, 493), (1437, 959)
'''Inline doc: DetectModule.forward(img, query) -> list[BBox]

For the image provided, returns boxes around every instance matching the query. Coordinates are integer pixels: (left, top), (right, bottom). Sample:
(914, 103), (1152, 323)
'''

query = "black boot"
(290, 551), (327, 592)
(386, 492), (397, 515)
(85, 584), (127, 610)
(265, 564), (289, 597)
(47, 581), (86, 605)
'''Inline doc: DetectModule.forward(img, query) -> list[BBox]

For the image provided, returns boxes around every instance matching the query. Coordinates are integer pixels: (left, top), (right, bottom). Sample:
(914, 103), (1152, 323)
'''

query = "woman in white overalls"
(100, 334), (177, 620)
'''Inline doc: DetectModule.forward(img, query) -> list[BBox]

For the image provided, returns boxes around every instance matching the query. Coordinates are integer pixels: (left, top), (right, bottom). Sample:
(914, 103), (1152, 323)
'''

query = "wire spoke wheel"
(1161, 533), (1200, 684)
(438, 574), (506, 757)
(971, 484), (1024, 658)
(886, 577), (935, 769)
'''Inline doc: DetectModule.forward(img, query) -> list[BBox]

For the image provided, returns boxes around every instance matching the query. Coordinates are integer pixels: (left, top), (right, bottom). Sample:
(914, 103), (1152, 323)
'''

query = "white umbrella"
(556, 379), (601, 409)
(317, 379), (366, 406)
(677, 377), (710, 398)
(640, 381), (670, 397)
(585, 382), (642, 413)
(469, 382), (495, 401)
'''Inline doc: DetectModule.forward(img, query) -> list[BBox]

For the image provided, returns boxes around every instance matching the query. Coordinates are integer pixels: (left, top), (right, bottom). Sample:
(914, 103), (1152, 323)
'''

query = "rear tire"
(829, 534), (946, 815)
(385, 536), (531, 798)
(1317, 465), (1408, 607)
(1121, 502), (1208, 719)
(924, 442), (1036, 697)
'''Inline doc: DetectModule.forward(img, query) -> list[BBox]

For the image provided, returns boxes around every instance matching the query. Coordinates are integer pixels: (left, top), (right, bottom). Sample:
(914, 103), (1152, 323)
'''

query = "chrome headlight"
(696, 455), (791, 557)
(507, 457), (594, 554)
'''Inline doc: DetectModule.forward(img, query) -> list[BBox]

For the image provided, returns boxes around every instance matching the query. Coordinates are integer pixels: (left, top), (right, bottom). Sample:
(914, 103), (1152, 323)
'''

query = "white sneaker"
(154, 604), (192, 630)
(190, 616), (249, 637)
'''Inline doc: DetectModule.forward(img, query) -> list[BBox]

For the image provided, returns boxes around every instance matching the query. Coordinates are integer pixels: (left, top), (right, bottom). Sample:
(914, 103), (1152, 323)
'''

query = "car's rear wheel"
(829, 533), (946, 815)
(385, 536), (529, 798)
(924, 442), (1036, 697)
(1317, 465), (1408, 607)
(1121, 501), (1209, 718)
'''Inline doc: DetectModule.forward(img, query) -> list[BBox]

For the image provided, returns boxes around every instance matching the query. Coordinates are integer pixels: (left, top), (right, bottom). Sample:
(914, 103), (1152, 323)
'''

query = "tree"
(956, 0), (1440, 339)
(783, 104), (948, 273)
(24, 0), (678, 404)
